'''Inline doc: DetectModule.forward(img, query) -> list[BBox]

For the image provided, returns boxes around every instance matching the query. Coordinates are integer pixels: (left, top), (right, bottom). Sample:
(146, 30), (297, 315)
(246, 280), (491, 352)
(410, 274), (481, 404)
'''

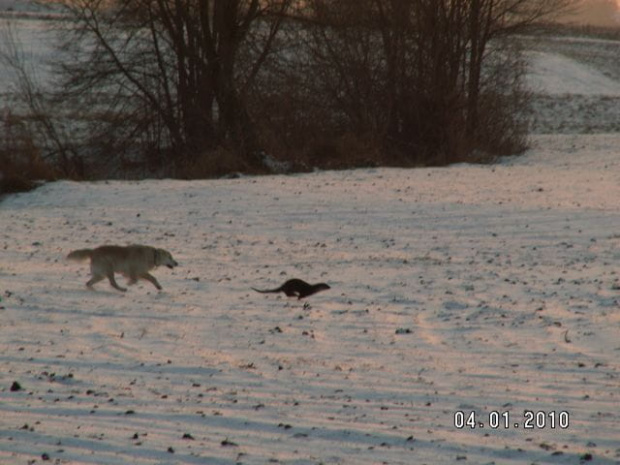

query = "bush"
(0, 110), (55, 195)
(266, 0), (538, 168)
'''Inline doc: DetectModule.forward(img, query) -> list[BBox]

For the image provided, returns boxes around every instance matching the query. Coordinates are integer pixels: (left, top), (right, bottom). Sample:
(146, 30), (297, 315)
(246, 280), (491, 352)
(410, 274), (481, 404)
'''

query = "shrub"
(0, 110), (55, 195)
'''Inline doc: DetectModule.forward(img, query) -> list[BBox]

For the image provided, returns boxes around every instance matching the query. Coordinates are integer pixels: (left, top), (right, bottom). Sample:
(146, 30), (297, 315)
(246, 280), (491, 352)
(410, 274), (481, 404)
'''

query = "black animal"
(252, 278), (330, 299)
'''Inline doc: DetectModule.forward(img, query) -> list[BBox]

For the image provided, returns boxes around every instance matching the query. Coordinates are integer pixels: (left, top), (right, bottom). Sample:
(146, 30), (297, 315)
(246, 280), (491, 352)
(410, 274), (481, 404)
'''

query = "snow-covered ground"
(523, 35), (620, 134)
(0, 0), (45, 14)
(1, 20), (620, 465)
(2, 134), (620, 465)
(526, 51), (620, 96)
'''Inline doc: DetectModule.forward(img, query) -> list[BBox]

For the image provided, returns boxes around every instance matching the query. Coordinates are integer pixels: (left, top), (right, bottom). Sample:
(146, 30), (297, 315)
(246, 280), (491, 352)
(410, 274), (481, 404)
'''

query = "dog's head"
(156, 249), (178, 269)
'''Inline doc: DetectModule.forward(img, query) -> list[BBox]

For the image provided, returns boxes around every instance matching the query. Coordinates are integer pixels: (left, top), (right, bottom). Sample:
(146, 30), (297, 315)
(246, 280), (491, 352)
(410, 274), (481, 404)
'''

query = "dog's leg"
(140, 273), (162, 290)
(106, 273), (127, 292)
(86, 275), (105, 289)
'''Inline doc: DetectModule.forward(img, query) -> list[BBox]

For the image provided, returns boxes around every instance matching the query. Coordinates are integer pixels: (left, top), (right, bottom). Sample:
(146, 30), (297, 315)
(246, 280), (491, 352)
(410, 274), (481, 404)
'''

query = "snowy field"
(3, 135), (620, 465)
(522, 34), (620, 134)
(2, 12), (620, 465)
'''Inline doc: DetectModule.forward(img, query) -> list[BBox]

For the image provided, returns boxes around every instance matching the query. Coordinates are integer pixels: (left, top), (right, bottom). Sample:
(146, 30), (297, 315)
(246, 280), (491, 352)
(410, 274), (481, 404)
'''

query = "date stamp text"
(454, 410), (570, 430)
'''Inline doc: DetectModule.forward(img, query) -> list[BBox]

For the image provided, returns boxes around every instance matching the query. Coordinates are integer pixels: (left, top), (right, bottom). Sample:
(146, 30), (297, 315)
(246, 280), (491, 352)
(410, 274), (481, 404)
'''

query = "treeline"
(0, 0), (574, 182)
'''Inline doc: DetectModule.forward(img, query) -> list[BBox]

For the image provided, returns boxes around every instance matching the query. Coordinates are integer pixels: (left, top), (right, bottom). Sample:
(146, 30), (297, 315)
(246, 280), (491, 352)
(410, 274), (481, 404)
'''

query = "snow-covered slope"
(523, 35), (620, 134)
(0, 0), (57, 14)
(526, 50), (620, 96)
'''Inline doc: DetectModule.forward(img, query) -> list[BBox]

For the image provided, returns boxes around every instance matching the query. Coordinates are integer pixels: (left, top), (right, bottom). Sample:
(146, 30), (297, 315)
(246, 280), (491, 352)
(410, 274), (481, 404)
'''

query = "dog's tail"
(67, 249), (93, 262)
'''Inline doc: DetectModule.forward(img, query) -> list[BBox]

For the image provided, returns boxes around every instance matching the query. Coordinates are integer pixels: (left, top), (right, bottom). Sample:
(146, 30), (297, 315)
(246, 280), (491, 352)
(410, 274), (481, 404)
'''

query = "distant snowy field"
(2, 8), (620, 465)
(522, 35), (620, 134)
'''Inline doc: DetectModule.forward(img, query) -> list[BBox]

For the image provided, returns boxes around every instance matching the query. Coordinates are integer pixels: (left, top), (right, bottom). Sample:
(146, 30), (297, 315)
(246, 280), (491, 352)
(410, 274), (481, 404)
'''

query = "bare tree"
(0, 20), (80, 177)
(298, 0), (575, 165)
(51, 0), (291, 176)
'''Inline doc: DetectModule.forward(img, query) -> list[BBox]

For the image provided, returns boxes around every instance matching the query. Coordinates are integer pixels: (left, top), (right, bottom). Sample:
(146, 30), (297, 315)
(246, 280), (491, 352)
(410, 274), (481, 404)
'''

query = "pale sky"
(567, 0), (620, 25)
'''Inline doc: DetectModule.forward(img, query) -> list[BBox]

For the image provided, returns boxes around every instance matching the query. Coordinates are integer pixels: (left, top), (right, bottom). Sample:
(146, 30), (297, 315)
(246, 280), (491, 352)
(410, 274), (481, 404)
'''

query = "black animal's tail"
(252, 287), (281, 294)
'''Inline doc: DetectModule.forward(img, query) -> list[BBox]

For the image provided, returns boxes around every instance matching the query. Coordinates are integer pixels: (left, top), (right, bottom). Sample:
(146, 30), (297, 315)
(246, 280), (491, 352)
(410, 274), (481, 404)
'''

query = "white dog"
(67, 245), (178, 291)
